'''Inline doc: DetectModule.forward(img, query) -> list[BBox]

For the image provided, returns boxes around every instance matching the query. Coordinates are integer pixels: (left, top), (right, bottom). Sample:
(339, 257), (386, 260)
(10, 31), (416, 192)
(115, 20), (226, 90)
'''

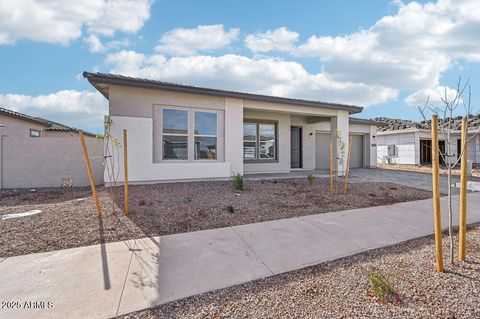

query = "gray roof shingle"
(0, 107), (96, 136)
(83, 72), (364, 114)
(374, 115), (480, 132)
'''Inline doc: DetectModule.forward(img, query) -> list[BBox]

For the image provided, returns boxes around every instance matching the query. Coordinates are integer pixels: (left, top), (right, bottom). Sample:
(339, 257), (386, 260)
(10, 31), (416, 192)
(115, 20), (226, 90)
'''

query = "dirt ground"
(122, 226), (480, 319)
(378, 163), (480, 177)
(0, 178), (432, 258)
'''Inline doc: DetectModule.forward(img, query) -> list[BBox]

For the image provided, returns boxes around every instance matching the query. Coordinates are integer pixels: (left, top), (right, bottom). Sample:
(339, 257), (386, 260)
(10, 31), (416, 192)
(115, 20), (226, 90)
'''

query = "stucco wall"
(106, 85), (374, 181)
(377, 133), (417, 164)
(107, 86), (233, 183)
(0, 115), (103, 188)
(243, 110), (291, 174)
(107, 115), (230, 183)
(377, 131), (479, 165)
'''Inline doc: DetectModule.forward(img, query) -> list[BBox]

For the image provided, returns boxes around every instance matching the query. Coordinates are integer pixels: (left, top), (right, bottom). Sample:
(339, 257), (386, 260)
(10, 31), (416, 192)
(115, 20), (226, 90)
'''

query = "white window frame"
(30, 129), (41, 137)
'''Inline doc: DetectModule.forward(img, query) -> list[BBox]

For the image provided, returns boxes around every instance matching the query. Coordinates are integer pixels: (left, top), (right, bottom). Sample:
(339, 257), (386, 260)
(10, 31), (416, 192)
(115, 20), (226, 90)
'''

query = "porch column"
(225, 98), (244, 176)
(330, 111), (349, 176)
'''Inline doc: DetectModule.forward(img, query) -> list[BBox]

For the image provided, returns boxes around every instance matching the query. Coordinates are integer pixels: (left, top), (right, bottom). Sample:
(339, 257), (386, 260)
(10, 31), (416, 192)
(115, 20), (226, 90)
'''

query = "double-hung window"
(194, 112), (217, 160)
(243, 122), (277, 161)
(162, 109), (188, 160)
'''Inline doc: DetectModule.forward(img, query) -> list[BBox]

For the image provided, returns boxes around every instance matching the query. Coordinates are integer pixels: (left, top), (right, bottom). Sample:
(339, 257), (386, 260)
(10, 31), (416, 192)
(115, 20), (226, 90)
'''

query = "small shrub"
(225, 205), (235, 214)
(307, 174), (315, 185)
(364, 268), (401, 304)
(232, 173), (244, 191)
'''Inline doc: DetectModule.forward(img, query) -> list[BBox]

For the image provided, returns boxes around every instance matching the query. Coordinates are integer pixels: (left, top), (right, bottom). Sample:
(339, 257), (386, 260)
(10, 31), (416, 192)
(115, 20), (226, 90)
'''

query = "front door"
(291, 126), (302, 168)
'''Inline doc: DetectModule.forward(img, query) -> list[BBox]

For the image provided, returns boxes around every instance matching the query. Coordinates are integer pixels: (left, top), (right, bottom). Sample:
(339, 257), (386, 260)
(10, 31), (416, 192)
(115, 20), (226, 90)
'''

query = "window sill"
(244, 159), (279, 164)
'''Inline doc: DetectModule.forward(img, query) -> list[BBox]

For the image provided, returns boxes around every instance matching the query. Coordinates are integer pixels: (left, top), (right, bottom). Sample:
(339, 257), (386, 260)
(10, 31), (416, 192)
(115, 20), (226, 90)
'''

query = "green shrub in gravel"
(364, 268), (402, 304)
(232, 173), (244, 191)
(225, 205), (235, 213)
(307, 174), (315, 185)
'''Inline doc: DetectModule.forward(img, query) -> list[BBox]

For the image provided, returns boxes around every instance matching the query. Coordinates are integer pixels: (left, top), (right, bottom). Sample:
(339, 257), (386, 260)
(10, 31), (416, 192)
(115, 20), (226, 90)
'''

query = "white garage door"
(350, 134), (364, 168)
(315, 132), (330, 169)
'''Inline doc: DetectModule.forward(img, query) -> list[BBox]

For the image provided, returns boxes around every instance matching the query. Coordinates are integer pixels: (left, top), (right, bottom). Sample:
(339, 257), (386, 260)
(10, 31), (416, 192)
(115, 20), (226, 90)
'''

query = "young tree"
(417, 77), (479, 264)
(97, 116), (122, 213)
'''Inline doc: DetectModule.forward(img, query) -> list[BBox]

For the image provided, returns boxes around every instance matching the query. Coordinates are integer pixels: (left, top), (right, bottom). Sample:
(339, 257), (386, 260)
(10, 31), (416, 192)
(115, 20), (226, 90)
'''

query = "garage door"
(315, 132), (330, 169)
(350, 134), (364, 168)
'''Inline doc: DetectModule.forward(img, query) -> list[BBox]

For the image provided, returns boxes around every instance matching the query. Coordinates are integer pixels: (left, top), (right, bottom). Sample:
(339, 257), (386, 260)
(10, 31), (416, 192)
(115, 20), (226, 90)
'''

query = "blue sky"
(1, 0), (479, 133)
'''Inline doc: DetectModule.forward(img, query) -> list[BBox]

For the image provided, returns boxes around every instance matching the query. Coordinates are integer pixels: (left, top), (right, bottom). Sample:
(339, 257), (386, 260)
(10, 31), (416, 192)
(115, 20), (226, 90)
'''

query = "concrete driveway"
(247, 167), (459, 194)
(349, 168), (460, 194)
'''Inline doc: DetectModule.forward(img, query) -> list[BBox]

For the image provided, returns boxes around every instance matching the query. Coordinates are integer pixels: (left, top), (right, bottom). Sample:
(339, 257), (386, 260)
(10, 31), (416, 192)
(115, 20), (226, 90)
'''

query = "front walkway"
(1, 193), (479, 319)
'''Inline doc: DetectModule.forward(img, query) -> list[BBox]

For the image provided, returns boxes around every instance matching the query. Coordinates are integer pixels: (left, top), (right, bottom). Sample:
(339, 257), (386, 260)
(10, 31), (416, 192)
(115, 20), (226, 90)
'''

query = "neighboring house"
(0, 107), (103, 189)
(84, 72), (378, 185)
(375, 116), (480, 165)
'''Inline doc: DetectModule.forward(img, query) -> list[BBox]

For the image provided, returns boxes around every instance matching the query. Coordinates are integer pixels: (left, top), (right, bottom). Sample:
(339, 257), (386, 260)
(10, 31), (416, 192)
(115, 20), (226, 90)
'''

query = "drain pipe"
(0, 123), (5, 190)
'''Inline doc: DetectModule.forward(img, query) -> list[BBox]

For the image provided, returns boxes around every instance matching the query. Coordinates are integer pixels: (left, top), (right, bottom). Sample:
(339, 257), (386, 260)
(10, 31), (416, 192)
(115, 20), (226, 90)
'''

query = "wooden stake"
(330, 134), (333, 195)
(79, 131), (101, 216)
(344, 135), (353, 194)
(123, 129), (129, 216)
(431, 115), (443, 272)
(459, 117), (467, 260)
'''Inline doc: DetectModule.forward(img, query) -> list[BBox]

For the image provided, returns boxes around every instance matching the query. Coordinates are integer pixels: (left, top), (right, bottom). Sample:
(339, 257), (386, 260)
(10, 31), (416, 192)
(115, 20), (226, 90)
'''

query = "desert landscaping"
(122, 226), (480, 319)
(0, 178), (432, 257)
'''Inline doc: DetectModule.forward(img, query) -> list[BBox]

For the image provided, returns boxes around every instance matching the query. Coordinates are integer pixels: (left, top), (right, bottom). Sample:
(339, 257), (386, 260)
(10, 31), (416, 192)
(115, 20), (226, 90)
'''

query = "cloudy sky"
(1, 0), (479, 133)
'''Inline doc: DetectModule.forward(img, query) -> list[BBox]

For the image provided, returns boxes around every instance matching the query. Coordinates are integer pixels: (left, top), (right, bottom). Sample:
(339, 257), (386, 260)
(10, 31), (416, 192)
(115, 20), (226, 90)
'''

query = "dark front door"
(291, 126), (302, 168)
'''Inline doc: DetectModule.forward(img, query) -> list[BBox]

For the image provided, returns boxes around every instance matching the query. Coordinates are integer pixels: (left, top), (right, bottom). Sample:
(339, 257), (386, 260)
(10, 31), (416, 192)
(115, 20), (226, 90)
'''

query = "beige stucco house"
(84, 72), (377, 184)
(0, 107), (103, 189)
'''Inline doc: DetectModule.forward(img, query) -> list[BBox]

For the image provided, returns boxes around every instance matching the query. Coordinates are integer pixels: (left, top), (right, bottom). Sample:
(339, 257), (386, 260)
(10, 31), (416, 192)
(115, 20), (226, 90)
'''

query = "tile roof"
(0, 107), (96, 136)
(374, 115), (480, 132)
(83, 72), (364, 114)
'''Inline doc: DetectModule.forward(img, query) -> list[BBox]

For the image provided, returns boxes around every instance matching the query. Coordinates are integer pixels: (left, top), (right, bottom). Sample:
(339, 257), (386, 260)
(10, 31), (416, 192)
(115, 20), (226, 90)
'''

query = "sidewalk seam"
(115, 244), (135, 316)
(230, 227), (275, 275)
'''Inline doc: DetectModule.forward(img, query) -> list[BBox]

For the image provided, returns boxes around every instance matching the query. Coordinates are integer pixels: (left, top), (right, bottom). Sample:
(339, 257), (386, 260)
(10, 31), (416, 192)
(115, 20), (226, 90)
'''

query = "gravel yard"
(0, 178), (432, 257)
(122, 226), (480, 319)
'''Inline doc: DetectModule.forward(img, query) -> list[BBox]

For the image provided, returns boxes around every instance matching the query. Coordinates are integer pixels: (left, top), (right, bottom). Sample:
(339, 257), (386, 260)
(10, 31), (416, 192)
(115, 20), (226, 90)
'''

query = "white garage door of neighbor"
(350, 134), (364, 168)
(316, 133), (365, 169)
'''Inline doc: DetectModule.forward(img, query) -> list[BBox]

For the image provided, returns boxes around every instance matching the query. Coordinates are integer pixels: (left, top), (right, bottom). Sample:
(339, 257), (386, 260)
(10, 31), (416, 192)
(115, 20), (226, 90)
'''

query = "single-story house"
(84, 72), (378, 184)
(0, 107), (103, 189)
(375, 116), (480, 165)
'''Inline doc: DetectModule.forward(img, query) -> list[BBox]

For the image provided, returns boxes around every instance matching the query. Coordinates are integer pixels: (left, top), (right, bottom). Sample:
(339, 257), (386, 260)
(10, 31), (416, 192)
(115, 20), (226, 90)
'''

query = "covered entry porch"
(242, 106), (351, 176)
(242, 106), (376, 176)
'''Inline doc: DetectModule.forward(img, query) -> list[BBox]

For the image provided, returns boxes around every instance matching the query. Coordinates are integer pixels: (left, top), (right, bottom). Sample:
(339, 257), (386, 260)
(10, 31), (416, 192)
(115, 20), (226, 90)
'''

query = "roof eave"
(83, 72), (364, 114)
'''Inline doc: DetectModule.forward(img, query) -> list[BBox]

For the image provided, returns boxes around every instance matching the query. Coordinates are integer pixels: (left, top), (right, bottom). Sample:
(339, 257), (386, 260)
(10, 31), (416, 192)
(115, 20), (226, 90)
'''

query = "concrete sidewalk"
(1, 193), (480, 319)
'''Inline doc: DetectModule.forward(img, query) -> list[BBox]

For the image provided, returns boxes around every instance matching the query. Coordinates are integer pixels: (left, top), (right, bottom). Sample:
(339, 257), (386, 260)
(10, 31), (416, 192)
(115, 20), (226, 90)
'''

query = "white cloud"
(105, 51), (397, 106)
(155, 24), (240, 56)
(244, 27), (299, 53)
(0, 0), (152, 45)
(294, 0), (480, 94)
(0, 90), (107, 130)
(84, 34), (104, 53)
(405, 85), (461, 107)
(84, 34), (130, 53)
